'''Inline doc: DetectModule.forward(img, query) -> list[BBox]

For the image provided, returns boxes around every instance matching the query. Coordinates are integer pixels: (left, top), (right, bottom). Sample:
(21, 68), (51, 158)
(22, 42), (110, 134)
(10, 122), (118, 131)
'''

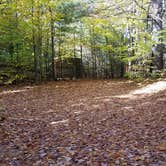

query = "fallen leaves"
(156, 143), (166, 152)
(0, 80), (166, 165)
(0, 105), (6, 122)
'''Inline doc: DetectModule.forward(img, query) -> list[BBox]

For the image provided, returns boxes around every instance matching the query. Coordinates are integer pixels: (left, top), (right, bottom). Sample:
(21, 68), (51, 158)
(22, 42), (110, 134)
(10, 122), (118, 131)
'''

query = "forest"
(0, 0), (166, 165)
(0, 0), (166, 84)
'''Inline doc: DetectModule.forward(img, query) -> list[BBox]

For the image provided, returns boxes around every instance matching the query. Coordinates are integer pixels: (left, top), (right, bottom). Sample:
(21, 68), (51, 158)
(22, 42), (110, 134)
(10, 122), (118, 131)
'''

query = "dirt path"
(0, 80), (166, 166)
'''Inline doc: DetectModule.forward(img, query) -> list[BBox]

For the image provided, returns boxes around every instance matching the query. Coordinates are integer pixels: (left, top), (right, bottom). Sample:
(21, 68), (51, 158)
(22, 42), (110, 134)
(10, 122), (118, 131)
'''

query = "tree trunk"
(31, 1), (38, 83)
(50, 7), (56, 80)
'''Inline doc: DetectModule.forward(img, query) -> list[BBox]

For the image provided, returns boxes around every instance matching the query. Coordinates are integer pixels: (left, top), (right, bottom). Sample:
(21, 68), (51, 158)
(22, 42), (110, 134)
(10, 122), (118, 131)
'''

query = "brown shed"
(55, 57), (83, 79)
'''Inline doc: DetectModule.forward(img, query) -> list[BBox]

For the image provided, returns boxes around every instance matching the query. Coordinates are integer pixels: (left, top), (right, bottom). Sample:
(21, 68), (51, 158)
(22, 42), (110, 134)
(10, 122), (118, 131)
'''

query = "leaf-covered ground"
(0, 79), (166, 166)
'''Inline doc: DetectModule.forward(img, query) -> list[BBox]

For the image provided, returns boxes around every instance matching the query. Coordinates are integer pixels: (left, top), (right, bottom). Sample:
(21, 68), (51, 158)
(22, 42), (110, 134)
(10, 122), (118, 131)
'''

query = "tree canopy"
(0, 0), (166, 84)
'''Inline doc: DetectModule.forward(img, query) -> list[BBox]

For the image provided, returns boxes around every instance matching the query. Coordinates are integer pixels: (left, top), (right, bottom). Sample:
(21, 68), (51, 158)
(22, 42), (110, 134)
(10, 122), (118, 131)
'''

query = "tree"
(0, 0), (165, 84)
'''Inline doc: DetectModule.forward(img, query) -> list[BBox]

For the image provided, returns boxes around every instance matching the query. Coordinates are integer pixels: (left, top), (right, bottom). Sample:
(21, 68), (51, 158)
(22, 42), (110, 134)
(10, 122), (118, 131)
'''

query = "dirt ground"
(0, 79), (166, 166)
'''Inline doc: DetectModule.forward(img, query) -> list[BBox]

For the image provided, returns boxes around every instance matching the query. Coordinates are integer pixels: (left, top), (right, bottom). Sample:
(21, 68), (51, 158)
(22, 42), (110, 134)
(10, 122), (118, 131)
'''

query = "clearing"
(0, 79), (166, 166)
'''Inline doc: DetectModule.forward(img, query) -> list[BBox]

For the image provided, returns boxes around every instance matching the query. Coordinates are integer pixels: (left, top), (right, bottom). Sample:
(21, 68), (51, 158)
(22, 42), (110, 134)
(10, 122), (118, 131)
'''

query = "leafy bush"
(124, 71), (143, 80)
(0, 70), (27, 85)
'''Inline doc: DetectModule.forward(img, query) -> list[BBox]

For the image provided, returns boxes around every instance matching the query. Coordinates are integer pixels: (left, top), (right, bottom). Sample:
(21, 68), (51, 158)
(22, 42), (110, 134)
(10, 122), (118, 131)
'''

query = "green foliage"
(0, 0), (165, 83)
(158, 28), (166, 44)
(124, 72), (143, 81)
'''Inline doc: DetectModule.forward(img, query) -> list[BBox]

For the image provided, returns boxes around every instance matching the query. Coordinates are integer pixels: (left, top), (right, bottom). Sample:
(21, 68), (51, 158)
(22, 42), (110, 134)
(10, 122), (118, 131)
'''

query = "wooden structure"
(55, 57), (82, 79)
